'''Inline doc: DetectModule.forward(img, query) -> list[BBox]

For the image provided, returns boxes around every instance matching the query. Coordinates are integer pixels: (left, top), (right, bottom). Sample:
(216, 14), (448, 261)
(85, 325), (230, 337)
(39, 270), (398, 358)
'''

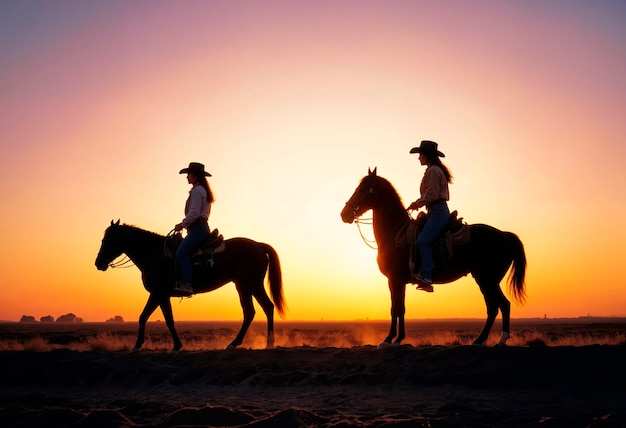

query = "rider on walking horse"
(407, 141), (453, 293)
(173, 162), (214, 296)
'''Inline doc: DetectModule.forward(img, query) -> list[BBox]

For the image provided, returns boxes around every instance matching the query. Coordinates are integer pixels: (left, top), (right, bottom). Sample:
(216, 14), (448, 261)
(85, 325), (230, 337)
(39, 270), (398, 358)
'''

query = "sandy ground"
(2, 342), (626, 427)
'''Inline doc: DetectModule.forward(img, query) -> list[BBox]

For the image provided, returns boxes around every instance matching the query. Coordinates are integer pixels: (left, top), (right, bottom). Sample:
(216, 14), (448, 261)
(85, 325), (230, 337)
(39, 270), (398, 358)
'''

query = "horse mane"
(118, 223), (166, 241)
(364, 175), (406, 212)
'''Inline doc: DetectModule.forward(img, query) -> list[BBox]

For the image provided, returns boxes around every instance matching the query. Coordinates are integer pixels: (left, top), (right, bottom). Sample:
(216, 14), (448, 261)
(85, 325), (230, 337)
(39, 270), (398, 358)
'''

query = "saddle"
(395, 210), (470, 273)
(166, 229), (226, 268)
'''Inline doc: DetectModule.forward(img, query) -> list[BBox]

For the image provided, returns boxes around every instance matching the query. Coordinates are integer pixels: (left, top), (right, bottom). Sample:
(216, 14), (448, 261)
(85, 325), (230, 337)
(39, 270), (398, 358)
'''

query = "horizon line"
(5, 315), (626, 324)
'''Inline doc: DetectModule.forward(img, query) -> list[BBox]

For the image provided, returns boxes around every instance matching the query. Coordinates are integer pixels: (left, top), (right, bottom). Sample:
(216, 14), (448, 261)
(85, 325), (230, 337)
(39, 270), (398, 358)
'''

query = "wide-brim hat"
(179, 162), (211, 176)
(410, 140), (445, 157)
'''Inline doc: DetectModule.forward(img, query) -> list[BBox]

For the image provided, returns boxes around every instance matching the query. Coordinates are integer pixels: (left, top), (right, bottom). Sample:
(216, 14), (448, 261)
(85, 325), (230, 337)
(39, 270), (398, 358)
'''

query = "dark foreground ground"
(2, 343), (626, 427)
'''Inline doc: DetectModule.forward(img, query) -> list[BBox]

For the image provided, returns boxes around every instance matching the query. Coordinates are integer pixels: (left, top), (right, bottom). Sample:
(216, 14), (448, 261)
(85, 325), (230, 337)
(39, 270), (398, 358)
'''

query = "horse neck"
(120, 226), (164, 271)
(372, 195), (407, 246)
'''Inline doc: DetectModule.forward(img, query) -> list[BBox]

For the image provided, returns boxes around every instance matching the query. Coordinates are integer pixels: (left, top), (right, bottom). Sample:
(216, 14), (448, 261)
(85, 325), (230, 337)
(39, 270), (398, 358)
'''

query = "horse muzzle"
(95, 257), (109, 271)
(340, 203), (357, 224)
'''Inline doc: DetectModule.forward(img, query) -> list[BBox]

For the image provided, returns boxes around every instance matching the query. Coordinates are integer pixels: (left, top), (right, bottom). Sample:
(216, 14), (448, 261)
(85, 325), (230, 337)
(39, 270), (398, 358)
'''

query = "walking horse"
(95, 221), (286, 352)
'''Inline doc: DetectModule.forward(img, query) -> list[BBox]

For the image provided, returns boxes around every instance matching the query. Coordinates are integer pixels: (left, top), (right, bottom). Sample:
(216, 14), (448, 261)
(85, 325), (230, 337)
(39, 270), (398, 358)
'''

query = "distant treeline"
(18, 314), (125, 323)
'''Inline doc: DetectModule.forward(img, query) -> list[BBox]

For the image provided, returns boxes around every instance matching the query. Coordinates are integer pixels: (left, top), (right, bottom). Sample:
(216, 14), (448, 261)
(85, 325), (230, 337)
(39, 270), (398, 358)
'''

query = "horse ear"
(372, 167), (377, 176)
(115, 219), (120, 226)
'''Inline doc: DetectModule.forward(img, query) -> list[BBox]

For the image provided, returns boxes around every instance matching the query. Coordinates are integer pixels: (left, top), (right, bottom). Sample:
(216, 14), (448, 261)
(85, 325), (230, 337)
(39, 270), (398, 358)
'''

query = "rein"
(109, 228), (178, 269)
(354, 209), (417, 251)
(109, 255), (134, 269)
(164, 229), (177, 258)
(354, 216), (377, 250)
(349, 174), (418, 251)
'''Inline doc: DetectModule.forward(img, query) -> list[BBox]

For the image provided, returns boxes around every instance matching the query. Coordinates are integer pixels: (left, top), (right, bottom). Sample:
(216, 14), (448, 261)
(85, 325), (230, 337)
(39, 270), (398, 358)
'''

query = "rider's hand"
(174, 223), (183, 232)
(408, 201), (420, 210)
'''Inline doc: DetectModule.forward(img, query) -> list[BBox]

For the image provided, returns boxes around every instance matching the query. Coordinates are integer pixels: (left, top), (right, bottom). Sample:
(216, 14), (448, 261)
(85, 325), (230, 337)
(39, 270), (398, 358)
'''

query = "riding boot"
(174, 281), (194, 296)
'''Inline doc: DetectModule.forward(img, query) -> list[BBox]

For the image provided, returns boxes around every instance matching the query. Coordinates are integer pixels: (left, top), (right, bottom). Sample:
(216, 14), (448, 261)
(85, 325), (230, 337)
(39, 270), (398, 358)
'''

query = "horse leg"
(473, 284), (501, 346)
(394, 312), (406, 347)
(392, 281), (406, 346)
(495, 289), (511, 346)
(228, 292), (256, 349)
(381, 315), (397, 348)
(381, 279), (398, 346)
(159, 298), (183, 353)
(132, 294), (160, 353)
(253, 290), (276, 349)
(381, 280), (406, 347)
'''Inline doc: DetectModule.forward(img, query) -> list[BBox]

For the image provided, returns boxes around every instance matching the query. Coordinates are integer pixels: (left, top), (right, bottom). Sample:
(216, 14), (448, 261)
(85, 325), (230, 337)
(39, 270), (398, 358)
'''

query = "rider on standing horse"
(407, 141), (453, 293)
(173, 162), (214, 296)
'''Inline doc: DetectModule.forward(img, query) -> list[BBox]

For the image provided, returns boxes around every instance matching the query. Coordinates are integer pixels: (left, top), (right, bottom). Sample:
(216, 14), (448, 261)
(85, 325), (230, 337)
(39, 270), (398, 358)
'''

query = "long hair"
(425, 154), (453, 183)
(194, 174), (215, 204)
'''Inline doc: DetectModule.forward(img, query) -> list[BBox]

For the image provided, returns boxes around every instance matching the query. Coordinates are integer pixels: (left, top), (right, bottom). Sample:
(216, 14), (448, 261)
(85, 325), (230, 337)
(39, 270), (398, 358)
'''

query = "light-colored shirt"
(416, 165), (449, 208)
(181, 184), (210, 228)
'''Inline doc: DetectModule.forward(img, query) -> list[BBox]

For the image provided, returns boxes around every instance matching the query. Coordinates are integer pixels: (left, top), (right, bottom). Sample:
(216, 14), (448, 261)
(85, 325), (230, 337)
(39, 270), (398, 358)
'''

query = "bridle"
(350, 179), (378, 249)
(349, 178), (416, 250)
(109, 228), (178, 269)
(108, 255), (133, 269)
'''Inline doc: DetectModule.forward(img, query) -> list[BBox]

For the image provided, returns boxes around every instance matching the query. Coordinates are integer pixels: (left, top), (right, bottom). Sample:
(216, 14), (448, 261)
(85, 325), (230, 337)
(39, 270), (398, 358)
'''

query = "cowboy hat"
(179, 162), (212, 176)
(410, 140), (445, 157)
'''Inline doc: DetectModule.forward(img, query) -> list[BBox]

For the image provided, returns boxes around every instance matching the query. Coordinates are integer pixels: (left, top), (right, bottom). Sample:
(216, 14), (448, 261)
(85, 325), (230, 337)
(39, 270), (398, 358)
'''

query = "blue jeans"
(416, 203), (450, 280)
(176, 223), (210, 284)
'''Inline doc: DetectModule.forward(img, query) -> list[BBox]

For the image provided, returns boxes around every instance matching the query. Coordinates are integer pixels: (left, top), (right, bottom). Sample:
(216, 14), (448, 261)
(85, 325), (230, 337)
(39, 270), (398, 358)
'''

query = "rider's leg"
(416, 203), (449, 282)
(175, 223), (210, 291)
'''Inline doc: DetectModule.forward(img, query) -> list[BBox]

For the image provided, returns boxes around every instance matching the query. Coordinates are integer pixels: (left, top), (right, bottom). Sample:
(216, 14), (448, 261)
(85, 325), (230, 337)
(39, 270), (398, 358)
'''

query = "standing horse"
(95, 220), (286, 352)
(341, 168), (526, 347)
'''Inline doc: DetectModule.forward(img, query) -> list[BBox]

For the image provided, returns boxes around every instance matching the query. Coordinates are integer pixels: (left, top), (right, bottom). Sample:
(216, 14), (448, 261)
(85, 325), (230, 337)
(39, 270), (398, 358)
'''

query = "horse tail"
(260, 243), (287, 318)
(505, 232), (527, 305)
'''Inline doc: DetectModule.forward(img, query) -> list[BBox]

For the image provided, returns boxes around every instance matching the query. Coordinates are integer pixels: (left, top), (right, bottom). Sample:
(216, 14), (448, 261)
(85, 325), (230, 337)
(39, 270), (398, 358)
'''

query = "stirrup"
(173, 282), (194, 296)
(416, 283), (434, 293)
(413, 273), (434, 292)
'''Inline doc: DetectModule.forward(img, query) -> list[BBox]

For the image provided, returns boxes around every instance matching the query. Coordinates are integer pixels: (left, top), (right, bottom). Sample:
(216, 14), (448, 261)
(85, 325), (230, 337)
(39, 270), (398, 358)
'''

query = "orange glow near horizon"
(1, 1), (625, 323)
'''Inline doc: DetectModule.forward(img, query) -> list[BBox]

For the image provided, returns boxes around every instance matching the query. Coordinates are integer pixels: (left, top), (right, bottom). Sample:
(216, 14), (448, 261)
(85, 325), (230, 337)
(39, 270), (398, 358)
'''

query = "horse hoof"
(471, 341), (486, 347)
(168, 348), (180, 354)
(377, 342), (391, 349)
(494, 342), (508, 348)
(391, 342), (402, 348)
(497, 332), (510, 346)
(130, 346), (142, 354)
(226, 344), (238, 350)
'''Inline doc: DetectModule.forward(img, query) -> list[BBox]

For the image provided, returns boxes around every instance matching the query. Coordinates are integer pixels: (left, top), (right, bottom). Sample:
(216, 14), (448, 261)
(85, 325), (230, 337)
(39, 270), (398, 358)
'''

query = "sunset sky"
(1, 1), (625, 323)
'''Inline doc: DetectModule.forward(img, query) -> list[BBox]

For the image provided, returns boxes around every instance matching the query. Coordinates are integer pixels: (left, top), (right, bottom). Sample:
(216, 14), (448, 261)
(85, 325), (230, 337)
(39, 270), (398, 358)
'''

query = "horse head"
(95, 219), (123, 271)
(341, 167), (378, 224)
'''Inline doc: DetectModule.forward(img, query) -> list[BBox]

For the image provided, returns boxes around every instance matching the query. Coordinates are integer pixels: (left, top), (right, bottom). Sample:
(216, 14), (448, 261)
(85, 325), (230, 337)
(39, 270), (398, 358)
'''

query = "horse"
(95, 220), (286, 352)
(340, 168), (526, 347)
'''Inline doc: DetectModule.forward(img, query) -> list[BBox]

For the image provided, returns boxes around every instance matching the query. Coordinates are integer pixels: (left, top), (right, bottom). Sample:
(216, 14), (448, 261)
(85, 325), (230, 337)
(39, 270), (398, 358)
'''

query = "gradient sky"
(1, 0), (625, 322)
